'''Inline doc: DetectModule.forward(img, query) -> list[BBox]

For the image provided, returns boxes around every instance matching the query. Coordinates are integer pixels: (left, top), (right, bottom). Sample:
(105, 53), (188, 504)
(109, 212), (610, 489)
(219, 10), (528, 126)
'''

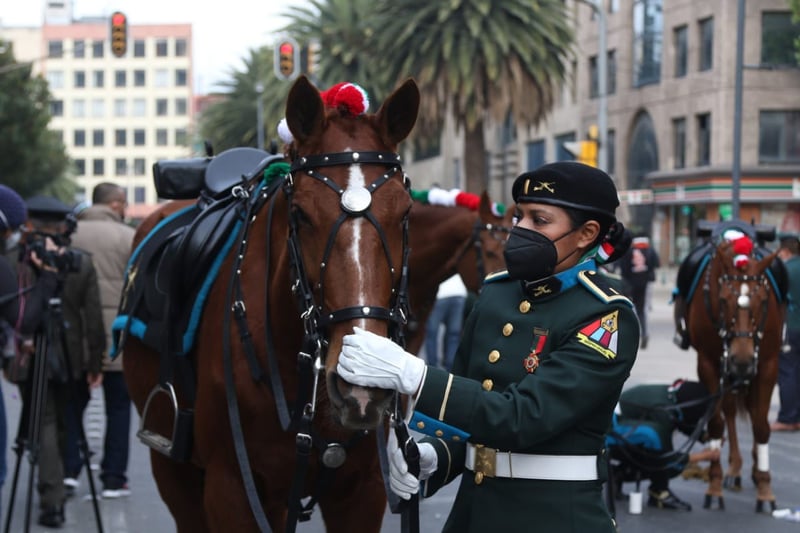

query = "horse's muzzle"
(327, 372), (392, 430)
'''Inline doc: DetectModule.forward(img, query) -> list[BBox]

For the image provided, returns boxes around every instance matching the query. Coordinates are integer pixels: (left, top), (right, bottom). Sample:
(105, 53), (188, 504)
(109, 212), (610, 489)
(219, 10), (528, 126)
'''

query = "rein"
(454, 220), (511, 283)
(221, 151), (415, 532)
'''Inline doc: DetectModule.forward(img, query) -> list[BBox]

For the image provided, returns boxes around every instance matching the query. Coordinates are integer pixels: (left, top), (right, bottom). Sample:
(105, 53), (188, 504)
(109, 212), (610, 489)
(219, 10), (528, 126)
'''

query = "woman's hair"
(564, 207), (630, 264)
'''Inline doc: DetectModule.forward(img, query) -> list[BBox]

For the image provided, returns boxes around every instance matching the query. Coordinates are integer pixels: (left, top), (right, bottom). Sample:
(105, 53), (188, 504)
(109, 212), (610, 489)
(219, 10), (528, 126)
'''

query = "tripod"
(4, 296), (104, 533)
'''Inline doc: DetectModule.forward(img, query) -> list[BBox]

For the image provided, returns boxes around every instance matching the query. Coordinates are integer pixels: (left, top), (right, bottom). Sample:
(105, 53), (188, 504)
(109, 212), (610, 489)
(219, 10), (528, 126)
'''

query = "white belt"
(465, 443), (598, 481)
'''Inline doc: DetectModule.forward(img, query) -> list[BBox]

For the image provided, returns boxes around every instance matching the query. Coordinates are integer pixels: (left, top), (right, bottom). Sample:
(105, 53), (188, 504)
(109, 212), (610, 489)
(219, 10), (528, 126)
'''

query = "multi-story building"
(1, 0), (193, 219)
(404, 0), (800, 264)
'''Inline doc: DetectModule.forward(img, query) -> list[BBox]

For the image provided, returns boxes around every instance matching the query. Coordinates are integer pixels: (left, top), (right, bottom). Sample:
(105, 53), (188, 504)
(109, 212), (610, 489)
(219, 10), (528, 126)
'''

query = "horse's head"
(283, 76), (419, 429)
(713, 239), (777, 384)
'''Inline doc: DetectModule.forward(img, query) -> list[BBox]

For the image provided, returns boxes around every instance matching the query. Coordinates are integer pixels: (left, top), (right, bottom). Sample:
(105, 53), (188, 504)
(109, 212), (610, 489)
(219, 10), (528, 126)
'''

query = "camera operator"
(11, 196), (105, 528)
(1, 186), (62, 521)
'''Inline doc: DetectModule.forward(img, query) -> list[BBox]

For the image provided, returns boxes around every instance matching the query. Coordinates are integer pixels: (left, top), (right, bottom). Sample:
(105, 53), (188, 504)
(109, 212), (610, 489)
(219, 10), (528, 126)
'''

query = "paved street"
(2, 269), (799, 532)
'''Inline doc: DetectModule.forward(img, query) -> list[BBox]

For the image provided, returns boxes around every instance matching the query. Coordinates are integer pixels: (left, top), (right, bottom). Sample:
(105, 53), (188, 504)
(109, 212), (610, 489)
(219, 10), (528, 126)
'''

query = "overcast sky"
(1, 0), (309, 93)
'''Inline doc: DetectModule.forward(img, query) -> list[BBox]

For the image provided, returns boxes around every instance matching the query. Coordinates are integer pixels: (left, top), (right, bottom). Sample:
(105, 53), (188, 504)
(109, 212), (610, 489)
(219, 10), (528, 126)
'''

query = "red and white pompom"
(320, 82), (369, 117)
(277, 118), (293, 145)
(723, 229), (753, 269)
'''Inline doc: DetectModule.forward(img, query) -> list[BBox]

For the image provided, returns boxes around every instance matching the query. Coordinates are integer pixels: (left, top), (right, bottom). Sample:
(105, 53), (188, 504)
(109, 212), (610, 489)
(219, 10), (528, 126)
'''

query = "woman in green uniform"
(338, 161), (637, 532)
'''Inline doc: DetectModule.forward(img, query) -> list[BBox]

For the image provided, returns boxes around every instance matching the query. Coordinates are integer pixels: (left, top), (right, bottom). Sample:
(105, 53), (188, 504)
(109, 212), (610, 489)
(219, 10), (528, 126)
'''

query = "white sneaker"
(101, 484), (131, 499)
(63, 477), (80, 489)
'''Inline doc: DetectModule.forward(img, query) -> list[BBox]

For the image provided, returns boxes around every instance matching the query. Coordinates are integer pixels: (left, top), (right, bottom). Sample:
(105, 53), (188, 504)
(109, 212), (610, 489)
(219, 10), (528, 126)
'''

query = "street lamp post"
(731, 0), (745, 219)
(578, 0), (608, 171)
(256, 81), (265, 150)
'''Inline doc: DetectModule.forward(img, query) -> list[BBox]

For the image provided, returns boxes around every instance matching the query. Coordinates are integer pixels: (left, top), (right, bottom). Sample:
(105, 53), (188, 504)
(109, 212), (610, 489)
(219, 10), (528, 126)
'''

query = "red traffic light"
(274, 38), (299, 80)
(111, 12), (126, 26)
(279, 43), (294, 55)
(110, 11), (127, 58)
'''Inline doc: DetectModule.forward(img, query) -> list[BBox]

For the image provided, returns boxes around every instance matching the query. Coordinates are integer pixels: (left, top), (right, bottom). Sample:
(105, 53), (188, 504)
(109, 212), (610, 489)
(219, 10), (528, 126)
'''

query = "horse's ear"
(376, 78), (420, 147)
(756, 250), (778, 274)
(478, 191), (493, 220)
(285, 75), (325, 144)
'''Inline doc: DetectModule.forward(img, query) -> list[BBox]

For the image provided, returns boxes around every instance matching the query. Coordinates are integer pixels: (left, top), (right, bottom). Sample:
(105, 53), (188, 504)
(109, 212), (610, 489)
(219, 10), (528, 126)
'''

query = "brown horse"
(121, 76), (419, 532)
(686, 236), (784, 512)
(403, 195), (511, 354)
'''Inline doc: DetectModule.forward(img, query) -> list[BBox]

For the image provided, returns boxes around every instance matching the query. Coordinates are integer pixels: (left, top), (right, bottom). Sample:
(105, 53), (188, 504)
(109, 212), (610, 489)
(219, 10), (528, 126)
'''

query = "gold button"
(452, 435), (461, 441)
(519, 300), (531, 313)
(502, 323), (513, 336)
(474, 471), (484, 485)
(488, 350), (500, 363)
(435, 429), (444, 437)
(482, 379), (493, 391)
(416, 421), (425, 430)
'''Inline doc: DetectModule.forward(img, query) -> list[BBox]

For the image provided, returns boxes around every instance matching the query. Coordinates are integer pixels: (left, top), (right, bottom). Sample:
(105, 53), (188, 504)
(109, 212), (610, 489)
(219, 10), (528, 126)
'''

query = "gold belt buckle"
(473, 445), (496, 485)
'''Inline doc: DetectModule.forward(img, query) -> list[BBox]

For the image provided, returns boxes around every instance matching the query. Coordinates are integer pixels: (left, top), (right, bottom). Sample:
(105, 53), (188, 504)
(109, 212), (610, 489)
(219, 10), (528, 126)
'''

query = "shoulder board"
(578, 270), (633, 306)
(484, 270), (510, 284)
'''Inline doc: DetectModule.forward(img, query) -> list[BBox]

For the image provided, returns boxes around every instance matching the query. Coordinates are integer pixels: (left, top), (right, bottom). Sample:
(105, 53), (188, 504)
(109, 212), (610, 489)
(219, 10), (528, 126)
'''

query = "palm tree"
(280, 0), (393, 103)
(198, 47), (291, 153)
(372, 0), (574, 193)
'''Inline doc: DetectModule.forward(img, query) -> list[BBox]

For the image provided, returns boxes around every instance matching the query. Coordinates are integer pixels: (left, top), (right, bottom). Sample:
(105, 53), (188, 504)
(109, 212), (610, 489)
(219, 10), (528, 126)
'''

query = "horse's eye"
(291, 205), (312, 227)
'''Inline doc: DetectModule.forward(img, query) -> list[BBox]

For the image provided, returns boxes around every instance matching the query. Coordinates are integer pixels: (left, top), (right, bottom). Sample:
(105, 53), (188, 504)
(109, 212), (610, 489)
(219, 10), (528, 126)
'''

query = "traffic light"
(578, 139), (598, 167)
(274, 38), (299, 80)
(110, 11), (127, 58)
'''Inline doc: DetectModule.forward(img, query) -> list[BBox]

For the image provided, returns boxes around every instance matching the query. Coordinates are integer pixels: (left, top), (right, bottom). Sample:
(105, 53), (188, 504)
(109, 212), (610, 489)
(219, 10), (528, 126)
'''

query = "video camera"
(20, 213), (82, 275)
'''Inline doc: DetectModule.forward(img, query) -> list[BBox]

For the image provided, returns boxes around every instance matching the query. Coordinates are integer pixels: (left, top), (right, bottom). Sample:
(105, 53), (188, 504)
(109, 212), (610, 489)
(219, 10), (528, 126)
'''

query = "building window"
(175, 38), (187, 57)
(632, 0), (663, 87)
(526, 140), (546, 170)
(46, 70), (64, 89)
(134, 129), (145, 146)
(92, 40), (104, 58)
(132, 99), (146, 116)
(156, 39), (168, 57)
(73, 130), (86, 147)
(607, 129), (616, 175)
(73, 39), (85, 58)
(92, 129), (105, 147)
(72, 99), (85, 118)
(155, 69), (169, 88)
(115, 158), (127, 176)
(156, 129), (168, 146)
(175, 128), (188, 147)
(555, 132), (576, 162)
(48, 40), (63, 58)
(759, 110), (800, 163)
(589, 55), (599, 98)
(175, 98), (188, 116)
(93, 158), (105, 176)
(699, 17), (714, 71)
(73, 159), (85, 176)
(133, 158), (146, 176)
(134, 39), (145, 57)
(607, 50), (617, 95)
(91, 98), (104, 118)
(134, 70), (146, 87)
(114, 99), (126, 117)
(761, 12), (800, 67)
(696, 113), (711, 165)
(93, 70), (104, 88)
(115, 129), (127, 146)
(672, 117), (686, 169)
(134, 186), (146, 203)
(175, 69), (188, 87)
(673, 25), (688, 77)
(74, 70), (85, 88)
(50, 100), (64, 117)
(114, 70), (127, 87)
(156, 99), (168, 116)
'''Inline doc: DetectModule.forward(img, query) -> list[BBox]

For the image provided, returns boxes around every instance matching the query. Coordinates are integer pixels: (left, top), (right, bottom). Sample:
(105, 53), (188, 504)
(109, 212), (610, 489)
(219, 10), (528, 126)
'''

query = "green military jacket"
(410, 259), (638, 532)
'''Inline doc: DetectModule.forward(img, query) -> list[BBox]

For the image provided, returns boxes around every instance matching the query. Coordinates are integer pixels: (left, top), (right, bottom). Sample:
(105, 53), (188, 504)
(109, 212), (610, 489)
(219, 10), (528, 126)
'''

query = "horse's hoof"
(722, 475), (742, 492)
(756, 500), (777, 514)
(703, 494), (725, 510)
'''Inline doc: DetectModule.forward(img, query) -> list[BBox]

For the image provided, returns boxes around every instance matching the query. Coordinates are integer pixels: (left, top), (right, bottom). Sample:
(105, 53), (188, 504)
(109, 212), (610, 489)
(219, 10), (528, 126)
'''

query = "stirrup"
(137, 383), (194, 462)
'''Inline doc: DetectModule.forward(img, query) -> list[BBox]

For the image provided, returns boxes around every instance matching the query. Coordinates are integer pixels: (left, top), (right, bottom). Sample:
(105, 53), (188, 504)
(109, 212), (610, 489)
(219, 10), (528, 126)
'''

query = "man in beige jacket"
(67, 183), (136, 498)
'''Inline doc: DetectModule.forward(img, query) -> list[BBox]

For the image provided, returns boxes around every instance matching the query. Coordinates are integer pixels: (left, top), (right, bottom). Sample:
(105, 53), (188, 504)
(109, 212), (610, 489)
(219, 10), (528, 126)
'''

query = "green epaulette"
(484, 270), (510, 284)
(578, 270), (633, 306)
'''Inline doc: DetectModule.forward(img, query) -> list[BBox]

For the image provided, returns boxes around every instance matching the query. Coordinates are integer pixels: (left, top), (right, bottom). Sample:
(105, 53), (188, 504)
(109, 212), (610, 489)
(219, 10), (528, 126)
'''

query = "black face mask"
(503, 226), (576, 282)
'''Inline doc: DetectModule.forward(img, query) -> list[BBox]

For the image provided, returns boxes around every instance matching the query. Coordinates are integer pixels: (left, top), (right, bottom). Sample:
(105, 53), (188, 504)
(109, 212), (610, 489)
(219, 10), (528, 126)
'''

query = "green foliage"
(0, 39), (72, 199)
(792, 0), (800, 64)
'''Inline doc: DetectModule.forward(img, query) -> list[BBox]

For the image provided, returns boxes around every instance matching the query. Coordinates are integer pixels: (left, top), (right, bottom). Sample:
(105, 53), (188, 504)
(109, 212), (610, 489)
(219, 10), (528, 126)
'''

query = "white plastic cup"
(629, 491), (643, 514)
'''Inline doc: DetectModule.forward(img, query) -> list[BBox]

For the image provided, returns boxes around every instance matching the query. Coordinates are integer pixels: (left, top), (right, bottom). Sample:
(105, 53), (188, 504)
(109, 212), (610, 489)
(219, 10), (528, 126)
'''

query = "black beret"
(511, 162), (619, 220)
(26, 195), (73, 221)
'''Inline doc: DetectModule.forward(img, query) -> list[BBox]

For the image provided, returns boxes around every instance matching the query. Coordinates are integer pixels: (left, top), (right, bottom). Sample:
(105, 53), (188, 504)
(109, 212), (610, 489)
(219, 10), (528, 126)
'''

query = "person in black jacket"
(617, 234), (660, 349)
(0, 185), (60, 523)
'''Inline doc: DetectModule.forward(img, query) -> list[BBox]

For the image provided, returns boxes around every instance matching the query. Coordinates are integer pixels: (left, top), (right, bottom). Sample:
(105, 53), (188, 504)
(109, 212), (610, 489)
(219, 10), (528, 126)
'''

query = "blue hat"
(0, 185), (28, 231)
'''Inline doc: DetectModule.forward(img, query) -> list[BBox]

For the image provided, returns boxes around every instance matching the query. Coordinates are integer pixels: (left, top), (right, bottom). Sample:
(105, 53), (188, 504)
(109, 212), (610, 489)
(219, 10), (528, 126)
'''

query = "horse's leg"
(722, 396), (742, 492)
(318, 454), (387, 533)
(699, 358), (726, 510)
(149, 451), (211, 533)
(750, 381), (777, 513)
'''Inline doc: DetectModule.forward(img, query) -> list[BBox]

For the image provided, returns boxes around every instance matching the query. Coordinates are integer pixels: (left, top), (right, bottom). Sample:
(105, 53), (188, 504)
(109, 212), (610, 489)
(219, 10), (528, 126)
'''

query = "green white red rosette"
(410, 187), (506, 216)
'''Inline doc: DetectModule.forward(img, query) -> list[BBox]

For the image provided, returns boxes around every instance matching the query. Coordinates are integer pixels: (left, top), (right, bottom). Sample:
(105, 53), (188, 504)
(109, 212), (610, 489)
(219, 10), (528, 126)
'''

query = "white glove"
(387, 429), (438, 500)
(337, 327), (426, 395)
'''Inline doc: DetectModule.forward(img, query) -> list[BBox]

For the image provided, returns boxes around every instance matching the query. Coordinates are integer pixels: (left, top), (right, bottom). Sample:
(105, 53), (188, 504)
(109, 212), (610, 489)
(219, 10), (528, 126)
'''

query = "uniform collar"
(522, 258), (597, 300)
